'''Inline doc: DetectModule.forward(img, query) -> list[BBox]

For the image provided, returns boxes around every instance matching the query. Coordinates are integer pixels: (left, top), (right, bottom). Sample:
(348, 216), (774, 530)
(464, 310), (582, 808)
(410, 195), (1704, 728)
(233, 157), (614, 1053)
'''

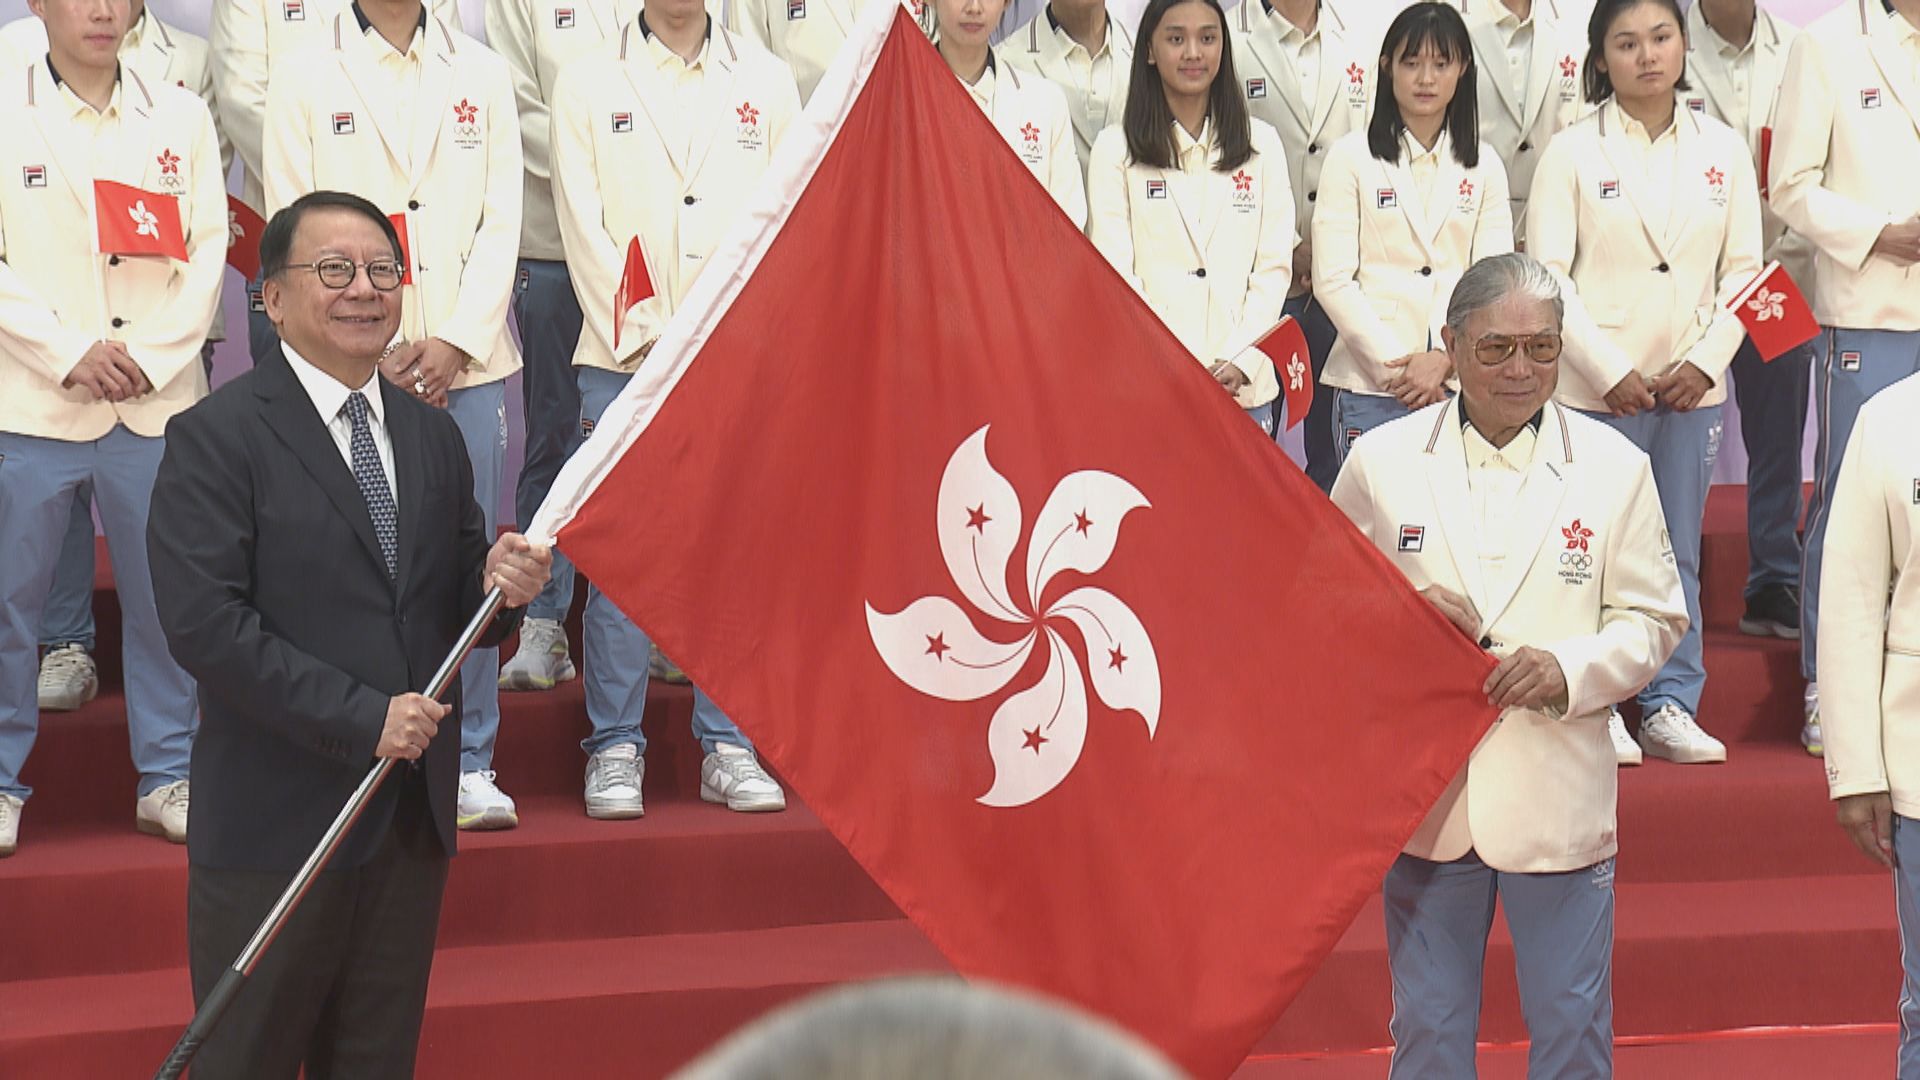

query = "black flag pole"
(152, 586), (508, 1080)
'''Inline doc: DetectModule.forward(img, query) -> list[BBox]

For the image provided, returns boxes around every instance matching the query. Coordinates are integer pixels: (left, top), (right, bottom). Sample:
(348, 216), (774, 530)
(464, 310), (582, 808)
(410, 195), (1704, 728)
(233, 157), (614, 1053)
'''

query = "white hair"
(1445, 253), (1565, 334)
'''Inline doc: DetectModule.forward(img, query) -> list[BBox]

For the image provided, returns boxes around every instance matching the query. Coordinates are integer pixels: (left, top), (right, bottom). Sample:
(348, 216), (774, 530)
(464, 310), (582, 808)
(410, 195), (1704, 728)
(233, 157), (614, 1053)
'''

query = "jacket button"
(1194, 267), (1207, 278)
(1307, 142), (1319, 154)
(683, 195), (696, 206)
(1479, 635), (1493, 649)
(1656, 262), (1670, 273)
(407, 199), (420, 210)
(1307, 190), (1317, 202)
(1419, 266), (1433, 277)
(111, 316), (126, 328)
(1519, 140), (1532, 152)
(108, 255), (121, 266)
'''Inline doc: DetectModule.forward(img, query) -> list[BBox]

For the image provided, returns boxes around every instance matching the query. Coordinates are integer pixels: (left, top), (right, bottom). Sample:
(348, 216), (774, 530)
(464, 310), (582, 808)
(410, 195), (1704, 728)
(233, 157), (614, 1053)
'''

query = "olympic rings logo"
(1559, 552), (1594, 571)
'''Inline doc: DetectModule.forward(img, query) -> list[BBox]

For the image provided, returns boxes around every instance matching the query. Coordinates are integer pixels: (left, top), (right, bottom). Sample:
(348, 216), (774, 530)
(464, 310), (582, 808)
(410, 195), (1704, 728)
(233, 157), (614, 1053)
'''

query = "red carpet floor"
(0, 485), (1895, 1077)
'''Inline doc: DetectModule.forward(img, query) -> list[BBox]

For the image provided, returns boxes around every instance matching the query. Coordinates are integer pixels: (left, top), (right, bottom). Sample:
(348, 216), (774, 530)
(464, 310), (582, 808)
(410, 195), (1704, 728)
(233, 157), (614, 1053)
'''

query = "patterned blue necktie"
(342, 391), (399, 579)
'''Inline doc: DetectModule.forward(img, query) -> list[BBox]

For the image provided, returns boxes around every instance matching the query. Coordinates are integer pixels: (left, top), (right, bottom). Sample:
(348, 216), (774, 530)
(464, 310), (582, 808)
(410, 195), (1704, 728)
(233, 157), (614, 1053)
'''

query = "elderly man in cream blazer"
(0, 0), (228, 856)
(1686, 0), (1821, 750)
(1332, 253), (1686, 1080)
(550, 0), (798, 820)
(1818, 370), (1920, 1076)
(1229, 0), (1371, 490)
(209, 0), (459, 361)
(1770, 0), (1920, 752)
(263, 0), (527, 830)
(4, 0), (234, 724)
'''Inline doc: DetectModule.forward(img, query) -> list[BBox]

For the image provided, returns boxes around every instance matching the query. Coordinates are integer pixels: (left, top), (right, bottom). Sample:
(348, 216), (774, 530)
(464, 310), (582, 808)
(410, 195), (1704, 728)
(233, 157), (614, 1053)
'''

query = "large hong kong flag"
(531, 4), (1495, 1074)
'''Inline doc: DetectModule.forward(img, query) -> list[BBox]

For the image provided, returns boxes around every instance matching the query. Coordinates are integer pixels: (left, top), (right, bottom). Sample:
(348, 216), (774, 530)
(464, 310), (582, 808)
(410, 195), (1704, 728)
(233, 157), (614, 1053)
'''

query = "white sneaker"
(0, 794), (20, 857)
(37, 644), (98, 711)
(1608, 708), (1642, 767)
(457, 770), (519, 831)
(701, 744), (787, 812)
(585, 744), (645, 819)
(499, 618), (576, 691)
(649, 645), (690, 686)
(1639, 704), (1727, 764)
(135, 780), (189, 843)
(1802, 683), (1823, 757)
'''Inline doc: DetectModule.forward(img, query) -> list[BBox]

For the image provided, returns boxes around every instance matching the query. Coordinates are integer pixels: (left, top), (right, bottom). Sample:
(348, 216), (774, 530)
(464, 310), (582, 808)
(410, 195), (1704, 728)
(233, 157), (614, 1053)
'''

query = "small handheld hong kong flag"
(225, 195), (268, 281)
(1253, 315), (1313, 430)
(386, 212), (418, 285)
(1728, 260), (1818, 362)
(611, 235), (655, 351)
(93, 179), (187, 261)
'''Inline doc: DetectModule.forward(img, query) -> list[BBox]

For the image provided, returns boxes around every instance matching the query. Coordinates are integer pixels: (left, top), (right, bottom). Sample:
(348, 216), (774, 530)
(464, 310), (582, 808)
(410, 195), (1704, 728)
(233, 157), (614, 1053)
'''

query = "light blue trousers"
(1801, 328), (1920, 680)
(1588, 404), (1723, 715)
(1330, 389), (1417, 470)
(574, 366), (750, 758)
(1893, 815), (1920, 1078)
(1729, 337), (1812, 596)
(448, 381), (506, 774)
(0, 426), (197, 799)
(1385, 851), (1616, 1080)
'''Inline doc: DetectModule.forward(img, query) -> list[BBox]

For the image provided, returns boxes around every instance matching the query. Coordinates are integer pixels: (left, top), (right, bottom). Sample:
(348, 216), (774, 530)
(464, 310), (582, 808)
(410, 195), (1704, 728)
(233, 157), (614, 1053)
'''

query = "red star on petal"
(1022, 727), (1048, 753)
(925, 633), (950, 660)
(1073, 509), (1093, 535)
(966, 505), (991, 532)
(1108, 645), (1127, 672)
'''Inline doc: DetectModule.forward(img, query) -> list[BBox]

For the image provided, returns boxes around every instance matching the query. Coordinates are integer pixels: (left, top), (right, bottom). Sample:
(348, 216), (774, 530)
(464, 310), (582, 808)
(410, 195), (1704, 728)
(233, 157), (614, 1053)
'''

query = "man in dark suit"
(147, 190), (552, 1079)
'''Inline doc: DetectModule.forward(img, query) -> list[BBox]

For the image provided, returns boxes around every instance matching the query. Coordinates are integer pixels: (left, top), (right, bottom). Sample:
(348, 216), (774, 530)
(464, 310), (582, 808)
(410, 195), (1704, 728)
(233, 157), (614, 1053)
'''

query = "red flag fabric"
(533, 5), (1495, 1075)
(1728, 260), (1819, 362)
(1254, 316), (1314, 431)
(226, 195), (267, 281)
(613, 235), (655, 351)
(93, 179), (187, 261)
(1758, 125), (1773, 198)
(386, 211), (417, 285)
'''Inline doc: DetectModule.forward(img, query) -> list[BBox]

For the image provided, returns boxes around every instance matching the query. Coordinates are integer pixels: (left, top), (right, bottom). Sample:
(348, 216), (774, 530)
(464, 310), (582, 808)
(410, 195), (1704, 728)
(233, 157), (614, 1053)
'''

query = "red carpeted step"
(0, 795), (900, 985)
(1257, 872), (1897, 1056)
(0, 920), (949, 1080)
(1616, 743), (1854, 882)
(1697, 632), (1808, 744)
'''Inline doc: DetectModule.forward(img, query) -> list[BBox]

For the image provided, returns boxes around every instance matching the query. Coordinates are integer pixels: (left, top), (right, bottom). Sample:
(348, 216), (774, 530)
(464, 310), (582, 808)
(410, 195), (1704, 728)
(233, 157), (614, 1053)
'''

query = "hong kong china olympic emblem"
(1558, 518), (1595, 585)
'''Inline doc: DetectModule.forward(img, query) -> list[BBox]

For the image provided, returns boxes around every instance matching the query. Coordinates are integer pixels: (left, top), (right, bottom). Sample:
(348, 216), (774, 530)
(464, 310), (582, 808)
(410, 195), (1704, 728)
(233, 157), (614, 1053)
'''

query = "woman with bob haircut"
(1526, 0), (1763, 769)
(927, 0), (1088, 227)
(1311, 1), (1513, 464)
(1085, 0), (1296, 432)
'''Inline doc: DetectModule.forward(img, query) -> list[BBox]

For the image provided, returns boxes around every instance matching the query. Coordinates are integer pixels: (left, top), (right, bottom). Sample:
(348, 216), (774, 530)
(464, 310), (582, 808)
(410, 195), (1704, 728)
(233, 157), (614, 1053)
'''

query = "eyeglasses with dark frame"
(1471, 331), (1563, 366)
(282, 257), (405, 292)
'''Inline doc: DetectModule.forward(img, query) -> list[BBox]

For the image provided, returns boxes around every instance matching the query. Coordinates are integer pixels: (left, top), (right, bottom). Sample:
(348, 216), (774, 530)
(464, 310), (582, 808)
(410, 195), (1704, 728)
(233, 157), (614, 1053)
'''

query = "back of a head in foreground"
(671, 976), (1190, 1080)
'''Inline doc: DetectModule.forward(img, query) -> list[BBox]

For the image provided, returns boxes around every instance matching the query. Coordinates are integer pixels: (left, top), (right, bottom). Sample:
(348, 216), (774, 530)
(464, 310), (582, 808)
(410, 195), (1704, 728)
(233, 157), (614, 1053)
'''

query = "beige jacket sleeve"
(1818, 411), (1896, 800)
(1769, 31), (1897, 273)
(550, 66), (659, 365)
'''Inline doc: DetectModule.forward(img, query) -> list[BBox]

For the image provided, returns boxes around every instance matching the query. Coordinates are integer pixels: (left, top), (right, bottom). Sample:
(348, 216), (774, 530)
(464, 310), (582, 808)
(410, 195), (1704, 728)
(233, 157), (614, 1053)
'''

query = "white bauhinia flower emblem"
(129, 200), (159, 239)
(865, 425), (1162, 808)
(228, 209), (244, 247)
(1746, 288), (1786, 322)
(1286, 354), (1307, 391)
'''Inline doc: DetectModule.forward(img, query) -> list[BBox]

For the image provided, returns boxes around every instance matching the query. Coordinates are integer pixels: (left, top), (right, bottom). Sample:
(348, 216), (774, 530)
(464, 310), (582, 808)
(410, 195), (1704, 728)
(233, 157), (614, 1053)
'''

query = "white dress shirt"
(282, 343), (399, 502)
(1463, 417), (1539, 608)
